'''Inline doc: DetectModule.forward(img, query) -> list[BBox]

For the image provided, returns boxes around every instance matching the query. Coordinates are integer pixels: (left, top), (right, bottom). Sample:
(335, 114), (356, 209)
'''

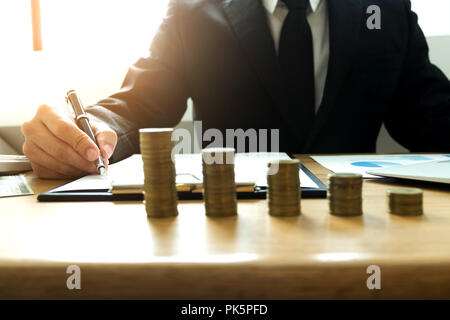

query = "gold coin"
(387, 188), (423, 216)
(202, 148), (237, 217)
(327, 173), (363, 216)
(267, 159), (301, 217)
(140, 128), (178, 218)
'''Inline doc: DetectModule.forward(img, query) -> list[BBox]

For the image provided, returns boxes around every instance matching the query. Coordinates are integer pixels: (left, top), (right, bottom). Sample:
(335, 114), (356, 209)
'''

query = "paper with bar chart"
(311, 154), (450, 178)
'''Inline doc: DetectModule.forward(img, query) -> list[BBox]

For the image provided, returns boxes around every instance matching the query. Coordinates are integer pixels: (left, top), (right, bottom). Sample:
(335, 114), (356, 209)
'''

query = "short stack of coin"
(140, 128), (178, 218)
(328, 173), (363, 216)
(202, 148), (237, 217)
(387, 188), (423, 216)
(267, 159), (301, 217)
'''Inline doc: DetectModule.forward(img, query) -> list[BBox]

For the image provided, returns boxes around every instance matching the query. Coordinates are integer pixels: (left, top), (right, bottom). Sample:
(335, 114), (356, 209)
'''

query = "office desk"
(1, 155), (450, 299)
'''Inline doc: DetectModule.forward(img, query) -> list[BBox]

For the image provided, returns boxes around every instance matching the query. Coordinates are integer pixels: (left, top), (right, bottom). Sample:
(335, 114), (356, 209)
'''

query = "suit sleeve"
(86, 0), (189, 162)
(384, 0), (450, 152)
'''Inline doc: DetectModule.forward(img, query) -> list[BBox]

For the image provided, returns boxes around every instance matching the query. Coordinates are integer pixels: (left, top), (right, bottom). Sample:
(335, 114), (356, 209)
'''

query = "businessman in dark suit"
(22, 0), (450, 178)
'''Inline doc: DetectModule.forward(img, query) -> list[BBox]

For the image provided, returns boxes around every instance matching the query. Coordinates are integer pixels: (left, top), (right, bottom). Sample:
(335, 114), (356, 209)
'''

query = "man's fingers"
(48, 119), (99, 162)
(91, 122), (118, 160)
(23, 120), (98, 174)
(23, 104), (117, 178)
(29, 162), (69, 180)
(23, 141), (87, 178)
(37, 105), (100, 161)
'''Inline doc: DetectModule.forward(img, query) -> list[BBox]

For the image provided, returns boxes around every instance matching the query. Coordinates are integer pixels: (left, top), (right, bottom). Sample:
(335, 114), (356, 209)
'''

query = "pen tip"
(99, 167), (107, 177)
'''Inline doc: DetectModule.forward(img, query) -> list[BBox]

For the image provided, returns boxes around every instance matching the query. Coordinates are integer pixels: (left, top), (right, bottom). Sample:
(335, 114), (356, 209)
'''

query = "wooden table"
(1, 155), (450, 299)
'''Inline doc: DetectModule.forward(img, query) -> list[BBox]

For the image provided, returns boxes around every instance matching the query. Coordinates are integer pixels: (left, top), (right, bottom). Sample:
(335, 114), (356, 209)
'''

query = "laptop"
(367, 160), (450, 184)
(0, 155), (32, 174)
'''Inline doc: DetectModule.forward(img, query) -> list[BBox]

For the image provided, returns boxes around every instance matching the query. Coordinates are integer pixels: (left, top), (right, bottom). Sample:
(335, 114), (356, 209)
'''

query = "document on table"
(0, 175), (33, 198)
(51, 174), (111, 193)
(172, 153), (318, 188)
(51, 153), (319, 193)
(311, 154), (450, 178)
(367, 159), (450, 184)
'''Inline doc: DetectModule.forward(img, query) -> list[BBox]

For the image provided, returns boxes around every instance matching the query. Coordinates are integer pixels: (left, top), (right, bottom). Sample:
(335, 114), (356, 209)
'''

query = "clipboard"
(37, 165), (327, 202)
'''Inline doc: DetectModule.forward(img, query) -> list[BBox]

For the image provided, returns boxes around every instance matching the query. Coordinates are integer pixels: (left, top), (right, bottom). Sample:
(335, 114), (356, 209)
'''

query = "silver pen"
(65, 90), (106, 176)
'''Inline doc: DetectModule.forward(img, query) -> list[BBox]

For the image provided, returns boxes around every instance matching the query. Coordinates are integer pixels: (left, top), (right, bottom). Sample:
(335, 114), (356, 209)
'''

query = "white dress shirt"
(262, 0), (330, 111)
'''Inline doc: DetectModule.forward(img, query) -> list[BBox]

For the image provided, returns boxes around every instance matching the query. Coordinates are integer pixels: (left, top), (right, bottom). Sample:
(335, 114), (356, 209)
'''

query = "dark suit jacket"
(87, 0), (450, 162)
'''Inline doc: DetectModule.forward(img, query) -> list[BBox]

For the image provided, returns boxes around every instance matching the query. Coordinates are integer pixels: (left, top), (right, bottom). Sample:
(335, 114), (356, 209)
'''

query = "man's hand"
(22, 104), (117, 179)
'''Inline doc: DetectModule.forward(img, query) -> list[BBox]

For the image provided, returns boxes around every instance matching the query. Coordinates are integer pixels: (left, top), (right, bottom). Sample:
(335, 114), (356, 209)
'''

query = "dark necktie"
(279, 0), (315, 150)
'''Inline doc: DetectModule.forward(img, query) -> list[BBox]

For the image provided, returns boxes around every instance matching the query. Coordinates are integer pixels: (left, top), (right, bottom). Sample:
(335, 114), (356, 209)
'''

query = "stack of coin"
(202, 148), (237, 217)
(139, 128), (178, 218)
(327, 173), (363, 216)
(267, 159), (301, 217)
(387, 188), (423, 216)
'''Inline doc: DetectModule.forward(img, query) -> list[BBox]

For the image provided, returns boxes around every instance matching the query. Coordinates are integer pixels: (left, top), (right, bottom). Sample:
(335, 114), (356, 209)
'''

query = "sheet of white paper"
(367, 159), (450, 184)
(51, 174), (112, 193)
(311, 154), (450, 178)
(52, 153), (319, 192)
(175, 153), (318, 188)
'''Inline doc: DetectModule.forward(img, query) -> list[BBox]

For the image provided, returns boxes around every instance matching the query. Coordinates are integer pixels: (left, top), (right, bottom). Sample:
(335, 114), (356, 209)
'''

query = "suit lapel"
(222, 0), (284, 101)
(222, 0), (302, 143)
(304, 0), (362, 151)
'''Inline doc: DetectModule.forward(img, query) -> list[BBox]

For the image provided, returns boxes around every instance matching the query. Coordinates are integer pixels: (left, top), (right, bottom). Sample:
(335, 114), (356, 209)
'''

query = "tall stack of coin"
(267, 159), (301, 217)
(327, 173), (363, 216)
(202, 148), (237, 217)
(139, 128), (178, 218)
(387, 188), (423, 216)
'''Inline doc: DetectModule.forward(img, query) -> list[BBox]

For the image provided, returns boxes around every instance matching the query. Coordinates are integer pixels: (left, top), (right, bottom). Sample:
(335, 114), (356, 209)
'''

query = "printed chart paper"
(311, 154), (450, 178)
